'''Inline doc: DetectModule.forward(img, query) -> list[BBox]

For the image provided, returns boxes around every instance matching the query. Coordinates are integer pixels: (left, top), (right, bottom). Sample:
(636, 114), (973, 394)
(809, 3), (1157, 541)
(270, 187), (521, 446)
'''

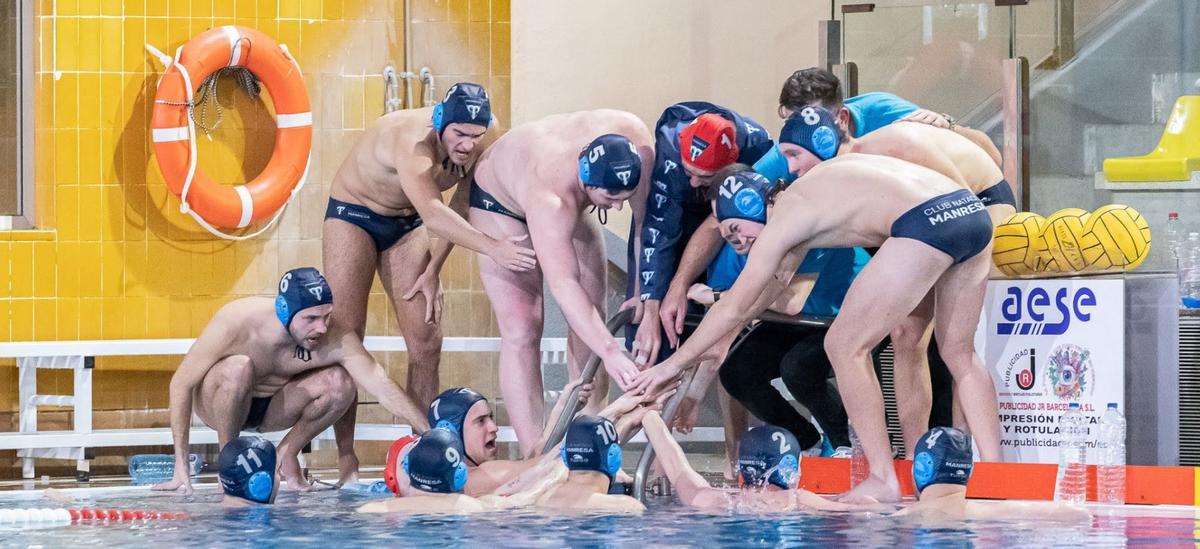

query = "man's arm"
(771, 274), (818, 316)
(793, 488), (875, 512)
(579, 493), (646, 513)
(637, 145), (688, 304)
(153, 311), (237, 493)
(394, 137), (535, 272)
(642, 412), (727, 509)
(527, 198), (637, 388)
(426, 182), (473, 275)
(671, 331), (737, 433)
(402, 183), (473, 324)
(690, 273), (816, 316)
(527, 377), (592, 459)
(338, 333), (430, 431)
(659, 215), (724, 349)
(358, 494), (486, 514)
(634, 219), (809, 394)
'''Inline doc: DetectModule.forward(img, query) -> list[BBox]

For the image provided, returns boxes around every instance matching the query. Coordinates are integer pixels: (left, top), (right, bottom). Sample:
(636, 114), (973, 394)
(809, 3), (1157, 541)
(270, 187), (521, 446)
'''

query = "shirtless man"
(469, 110), (653, 454)
(154, 268), (429, 494)
(641, 412), (866, 512)
(896, 427), (1089, 521)
(425, 384), (588, 496)
(774, 67), (1003, 169)
(633, 109), (1002, 503)
(323, 82), (536, 412)
(428, 382), (671, 498)
(358, 428), (486, 514)
(534, 415), (644, 513)
(839, 114), (1015, 455)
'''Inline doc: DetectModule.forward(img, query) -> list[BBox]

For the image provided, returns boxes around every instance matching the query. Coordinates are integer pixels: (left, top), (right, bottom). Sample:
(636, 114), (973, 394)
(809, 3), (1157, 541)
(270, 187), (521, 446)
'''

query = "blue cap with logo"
(779, 105), (841, 161)
(274, 267), (333, 329)
(737, 425), (800, 489)
(561, 415), (622, 480)
(428, 387), (487, 440)
(912, 427), (974, 494)
(578, 134), (642, 192)
(219, 436), (277, 504)
(715, 170), (773, 224)
(432, 82), (493, 136)
(403, 428), (469, 494)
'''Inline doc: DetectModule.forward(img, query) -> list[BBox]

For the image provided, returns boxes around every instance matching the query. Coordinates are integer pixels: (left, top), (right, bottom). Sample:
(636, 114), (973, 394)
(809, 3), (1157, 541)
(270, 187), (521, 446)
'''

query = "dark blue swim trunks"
(975, 179), (1016, 207)
(469, 183), (526, 223)
(325, 197), (424, 252)
(890, 189), (992, 264)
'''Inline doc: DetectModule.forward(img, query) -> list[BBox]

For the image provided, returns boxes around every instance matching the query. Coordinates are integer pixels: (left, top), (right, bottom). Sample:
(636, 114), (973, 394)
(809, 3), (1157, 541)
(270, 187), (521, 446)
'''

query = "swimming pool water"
(0, 488), (1194, 548)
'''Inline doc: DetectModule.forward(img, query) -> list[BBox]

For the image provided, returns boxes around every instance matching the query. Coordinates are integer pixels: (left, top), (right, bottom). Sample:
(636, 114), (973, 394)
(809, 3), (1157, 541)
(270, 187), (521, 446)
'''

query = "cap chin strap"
(587, 204), (608, 225)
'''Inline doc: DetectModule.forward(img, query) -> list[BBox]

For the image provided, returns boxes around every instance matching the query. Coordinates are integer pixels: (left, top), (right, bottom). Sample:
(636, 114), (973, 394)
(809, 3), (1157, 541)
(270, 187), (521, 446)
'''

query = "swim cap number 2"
(771, 432), (792, 454)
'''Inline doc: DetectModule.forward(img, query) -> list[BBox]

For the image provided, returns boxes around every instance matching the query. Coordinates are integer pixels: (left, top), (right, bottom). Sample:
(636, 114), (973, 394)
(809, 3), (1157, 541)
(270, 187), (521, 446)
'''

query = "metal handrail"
(539, 308), (635, 455)
(631, 310), (835, 502)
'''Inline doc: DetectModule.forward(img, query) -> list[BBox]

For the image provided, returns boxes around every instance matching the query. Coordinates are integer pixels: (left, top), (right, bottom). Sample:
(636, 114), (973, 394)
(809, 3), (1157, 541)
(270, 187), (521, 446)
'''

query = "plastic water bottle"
(1055, 402), (1088, 504)
(128, 453), (204, 485)
(848, 424), (869, 488)
(341, 480), (390, 494)
(1157, 212), (1184, 274)
(1097, 403), (1127, 504)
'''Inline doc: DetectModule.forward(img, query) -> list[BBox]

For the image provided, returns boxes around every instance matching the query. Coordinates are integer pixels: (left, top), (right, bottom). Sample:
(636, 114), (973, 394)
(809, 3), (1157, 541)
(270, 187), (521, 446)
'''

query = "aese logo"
(996, 286), (1096, 336)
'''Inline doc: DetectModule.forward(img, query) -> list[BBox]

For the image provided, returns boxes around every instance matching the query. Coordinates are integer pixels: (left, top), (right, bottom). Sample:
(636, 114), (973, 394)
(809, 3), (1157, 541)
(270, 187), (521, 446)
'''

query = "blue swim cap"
(219, 436), (277, 504)
(403, 428), (468, 494)
(428, 387), (487, 439)
(714, 170), (773, 224)
(561, 415), (622, 480)
(432, 82), (493, 136)
(779, 105), (841, 161)
(274, 267), (333, 329)
(578, 134), (642, 192)
(912, 427), (974, 494)
(738, 425), (800, 489)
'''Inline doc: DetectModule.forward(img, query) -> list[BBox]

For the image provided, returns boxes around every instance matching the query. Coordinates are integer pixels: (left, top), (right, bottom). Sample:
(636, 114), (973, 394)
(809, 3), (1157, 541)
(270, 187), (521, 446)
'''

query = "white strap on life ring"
(144, 38), (308, 241)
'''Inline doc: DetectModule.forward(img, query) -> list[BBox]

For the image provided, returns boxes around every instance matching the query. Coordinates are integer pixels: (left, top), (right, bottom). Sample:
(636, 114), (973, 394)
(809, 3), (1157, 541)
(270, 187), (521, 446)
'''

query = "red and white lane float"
(0, 507), (188, 527)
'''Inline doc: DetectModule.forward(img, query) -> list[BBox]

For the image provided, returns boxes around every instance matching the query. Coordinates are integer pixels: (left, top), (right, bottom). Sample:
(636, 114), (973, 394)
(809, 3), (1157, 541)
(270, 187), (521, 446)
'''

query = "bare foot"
(338, 453), (360, 486)
(278, 455), (313, 492)
(838, 475), (901, 504)
(615, 469), (633, 484)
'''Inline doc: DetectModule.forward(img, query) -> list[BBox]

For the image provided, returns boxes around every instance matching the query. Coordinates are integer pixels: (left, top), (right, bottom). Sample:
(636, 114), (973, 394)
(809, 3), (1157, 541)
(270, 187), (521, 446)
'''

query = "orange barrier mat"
(799, 457), (1196, 505)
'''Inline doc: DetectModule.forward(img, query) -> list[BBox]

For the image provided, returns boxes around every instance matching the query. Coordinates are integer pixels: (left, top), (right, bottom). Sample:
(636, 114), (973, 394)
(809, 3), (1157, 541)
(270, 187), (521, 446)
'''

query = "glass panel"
(1025, 0), (1200, 238)
(837, 1), (1013, 121)
(0, 0), (19, 215)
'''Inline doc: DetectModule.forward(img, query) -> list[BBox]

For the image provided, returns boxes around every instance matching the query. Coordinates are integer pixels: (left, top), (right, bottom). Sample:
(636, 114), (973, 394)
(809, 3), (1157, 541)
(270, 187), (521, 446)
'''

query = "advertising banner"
(975, 278), (1125, 464)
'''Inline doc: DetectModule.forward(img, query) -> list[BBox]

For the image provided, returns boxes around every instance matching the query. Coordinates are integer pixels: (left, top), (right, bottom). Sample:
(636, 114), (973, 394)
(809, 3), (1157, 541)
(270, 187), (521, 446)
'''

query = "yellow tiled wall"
(0, 0), (511, 418)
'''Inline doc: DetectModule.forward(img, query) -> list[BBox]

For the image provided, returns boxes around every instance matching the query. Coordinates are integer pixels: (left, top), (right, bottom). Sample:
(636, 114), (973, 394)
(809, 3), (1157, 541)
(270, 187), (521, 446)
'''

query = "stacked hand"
(629, 359), (684, 397)
(604, 352), (641, 391)
(631, 301), (662, 367)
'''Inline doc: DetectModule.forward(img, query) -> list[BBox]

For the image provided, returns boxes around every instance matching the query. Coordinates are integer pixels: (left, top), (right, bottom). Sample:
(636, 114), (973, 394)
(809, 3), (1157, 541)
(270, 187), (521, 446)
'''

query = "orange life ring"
(150, 26), (312, 233)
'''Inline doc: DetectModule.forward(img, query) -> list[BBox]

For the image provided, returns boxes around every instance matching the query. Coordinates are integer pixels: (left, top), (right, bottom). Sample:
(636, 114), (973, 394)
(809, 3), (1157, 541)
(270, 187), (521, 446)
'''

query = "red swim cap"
(679, 114), (740, 172)
(383, 435), (419, 496)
